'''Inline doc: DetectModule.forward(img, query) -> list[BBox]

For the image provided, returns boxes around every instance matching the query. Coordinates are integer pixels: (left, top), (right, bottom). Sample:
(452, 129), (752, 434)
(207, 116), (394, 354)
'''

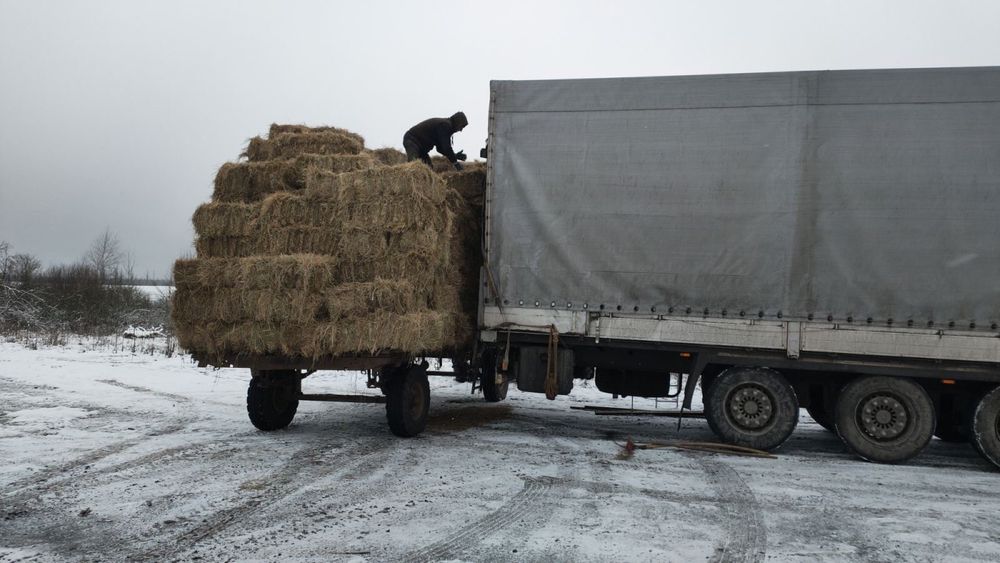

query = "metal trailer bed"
(479, 66), (1000, 467)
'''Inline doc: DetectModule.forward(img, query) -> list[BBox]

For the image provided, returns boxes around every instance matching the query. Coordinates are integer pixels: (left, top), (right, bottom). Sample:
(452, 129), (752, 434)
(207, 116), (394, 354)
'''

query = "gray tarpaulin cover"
(487, 67), (1000, 326)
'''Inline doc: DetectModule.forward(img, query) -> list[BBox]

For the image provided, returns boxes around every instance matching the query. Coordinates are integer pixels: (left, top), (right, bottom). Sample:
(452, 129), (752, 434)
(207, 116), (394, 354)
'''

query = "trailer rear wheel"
(705, 367), (799, 451)
(971, 386), (1000, 470)
(834, 376), (935, 464)
(385, 364), (430, 437)
(247, 371), (300, 431)
(480, 348), (508, 403)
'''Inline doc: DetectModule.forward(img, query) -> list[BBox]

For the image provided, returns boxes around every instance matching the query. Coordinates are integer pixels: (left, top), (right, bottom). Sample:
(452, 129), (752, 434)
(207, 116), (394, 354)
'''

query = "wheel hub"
(727, 385), (774, 430)
(859, 394), (908, 440)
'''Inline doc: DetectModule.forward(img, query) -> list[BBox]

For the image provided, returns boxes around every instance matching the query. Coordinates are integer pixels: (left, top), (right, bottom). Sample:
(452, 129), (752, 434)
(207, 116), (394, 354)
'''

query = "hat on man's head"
(450, 112), (468, 130)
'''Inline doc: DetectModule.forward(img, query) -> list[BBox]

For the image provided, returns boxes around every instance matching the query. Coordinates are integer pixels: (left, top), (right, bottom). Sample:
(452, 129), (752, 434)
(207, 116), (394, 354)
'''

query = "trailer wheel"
(971, 386), (1000, 469)
(705, 367), (799, 451)
(834, 376), (935, 464)
(247, 371), (300, 431)
(480, 348), (508, 403)
(385, 364), (430, 437)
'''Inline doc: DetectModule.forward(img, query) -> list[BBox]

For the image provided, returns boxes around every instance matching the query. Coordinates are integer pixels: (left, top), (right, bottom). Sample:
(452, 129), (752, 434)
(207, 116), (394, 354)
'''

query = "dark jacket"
(403, 113), (467, 162)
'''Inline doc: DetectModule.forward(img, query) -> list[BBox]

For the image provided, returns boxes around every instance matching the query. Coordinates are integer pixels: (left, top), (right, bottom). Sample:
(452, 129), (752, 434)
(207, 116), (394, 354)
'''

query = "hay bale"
(368, 147), (408, 166)
(296, 153), (376, 174)
(175, 311), (457, 361)
(442, 167), (487, 209)
(192, 202), (259, 238)
(268, 124), (365, 147)
(214, 154), (378, 203)
(175, 124), (486, 363)
(242, 132), (364, 161)
(194, 236), (260, 258)
(174, 255), (442, 293)
(213, 161), (299, 203)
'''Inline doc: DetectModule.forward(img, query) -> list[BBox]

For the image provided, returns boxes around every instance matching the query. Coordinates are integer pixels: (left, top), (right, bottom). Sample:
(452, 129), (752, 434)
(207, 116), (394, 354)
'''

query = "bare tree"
(9, 253), (42, 285)
(85, 228), (123, 281)
(123, 251), (136, 283)
(0, 241), (9, 282)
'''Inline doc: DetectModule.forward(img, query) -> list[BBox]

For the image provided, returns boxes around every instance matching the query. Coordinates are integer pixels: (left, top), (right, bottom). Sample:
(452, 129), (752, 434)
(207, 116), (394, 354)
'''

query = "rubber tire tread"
(705, 367), (799, 451)
(385, 366), (430, 437)
(971, 386), (1000, 470)
(834, 376), (935, 464)
(247, 378), (299, 431)
(481, 349), (508, 403)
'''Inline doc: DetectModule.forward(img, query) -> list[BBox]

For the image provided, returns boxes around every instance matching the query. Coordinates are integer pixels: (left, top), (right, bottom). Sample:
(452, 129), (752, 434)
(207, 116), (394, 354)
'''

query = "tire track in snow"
(404, 476), (557, 563)
(2, 420), (190, 504)
(135, 436), (397, 562)
(684, 453), (767, 563)
(96, 379), (191, 404)
(3, 379), (197, 518)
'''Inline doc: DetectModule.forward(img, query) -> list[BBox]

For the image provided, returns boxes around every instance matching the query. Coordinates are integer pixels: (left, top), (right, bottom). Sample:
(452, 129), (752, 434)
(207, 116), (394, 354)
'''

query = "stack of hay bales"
(173, 124), (485, 363)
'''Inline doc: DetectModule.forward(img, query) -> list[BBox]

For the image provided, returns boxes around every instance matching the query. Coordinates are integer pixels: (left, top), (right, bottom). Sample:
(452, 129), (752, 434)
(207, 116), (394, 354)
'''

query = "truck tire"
(705, 367), (799, 451)
(834, 376), (935, 464)
(385, 365), (430, 437)
(971, 386), (1000, 470)
(480, 348), (508, 403)
(247, 374), (299, 431)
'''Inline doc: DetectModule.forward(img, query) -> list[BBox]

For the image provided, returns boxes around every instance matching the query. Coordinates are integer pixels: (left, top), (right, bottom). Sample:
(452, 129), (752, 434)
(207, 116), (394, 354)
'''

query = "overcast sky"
(1, 0), (998, 278)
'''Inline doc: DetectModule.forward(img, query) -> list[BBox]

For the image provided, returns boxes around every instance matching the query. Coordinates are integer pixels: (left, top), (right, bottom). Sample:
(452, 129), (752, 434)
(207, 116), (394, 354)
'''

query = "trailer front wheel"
(480, 348), (508, 403)
(705, 367), (799, 451)
(971, 386), (1000, 470)
(247, 371), (300, 431)
(385, 364), (430, 437)
(834, 376), (935, 464)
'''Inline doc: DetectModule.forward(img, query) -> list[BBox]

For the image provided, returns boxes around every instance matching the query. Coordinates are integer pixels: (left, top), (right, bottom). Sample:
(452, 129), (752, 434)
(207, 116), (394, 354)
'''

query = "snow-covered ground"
(1, 340), (999, 563)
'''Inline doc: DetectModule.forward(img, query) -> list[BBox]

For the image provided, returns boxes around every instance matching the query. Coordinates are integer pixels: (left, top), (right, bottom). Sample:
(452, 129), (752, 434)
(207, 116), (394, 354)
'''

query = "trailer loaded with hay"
(173, 124), (492, 437)
(177, 67), (1000, 471)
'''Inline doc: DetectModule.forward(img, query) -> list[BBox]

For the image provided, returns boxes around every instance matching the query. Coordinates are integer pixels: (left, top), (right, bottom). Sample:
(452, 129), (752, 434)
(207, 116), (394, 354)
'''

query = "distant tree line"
(0, 229), (172, 336)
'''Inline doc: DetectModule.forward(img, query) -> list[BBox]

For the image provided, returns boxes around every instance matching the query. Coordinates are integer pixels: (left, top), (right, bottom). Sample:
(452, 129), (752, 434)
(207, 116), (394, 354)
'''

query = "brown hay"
(213, 161), (299, 203)
(296, 153), (376, 174)
(194, 236), (259, 258)
(305, 162), (450, 232)
(175, 311), (457, 360)
(243, 132), (364, 161)
(192, 202), (259, 238)
(175, 124), (486, 362)
(174, 255), (442, 293)
(368, 147), (407, 166)
(214, 154), (378, 203)
(268, 124), (365, 147)
(442, 167), (487, 209)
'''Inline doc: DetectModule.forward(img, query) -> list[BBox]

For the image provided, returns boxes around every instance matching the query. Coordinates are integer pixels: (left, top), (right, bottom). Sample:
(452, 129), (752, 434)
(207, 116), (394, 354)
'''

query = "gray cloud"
(2, 0), (998, 277)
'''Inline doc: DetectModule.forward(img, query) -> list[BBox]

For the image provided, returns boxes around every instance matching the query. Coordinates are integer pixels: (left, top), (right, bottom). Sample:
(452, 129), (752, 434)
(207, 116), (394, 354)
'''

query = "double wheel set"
(703, 366), (1000, 468)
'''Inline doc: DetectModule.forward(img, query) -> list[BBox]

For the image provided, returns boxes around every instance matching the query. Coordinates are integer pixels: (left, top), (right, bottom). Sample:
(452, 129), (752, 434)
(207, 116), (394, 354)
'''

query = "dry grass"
(368, 147), (408, 166)
(174, 124), (485, 362)
(242, 132), (364, 161)
(268, 123), (365, 146)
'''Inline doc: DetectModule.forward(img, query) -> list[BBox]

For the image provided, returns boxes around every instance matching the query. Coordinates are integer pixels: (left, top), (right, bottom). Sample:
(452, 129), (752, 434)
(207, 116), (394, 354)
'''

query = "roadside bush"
(0, 263), (168, 337)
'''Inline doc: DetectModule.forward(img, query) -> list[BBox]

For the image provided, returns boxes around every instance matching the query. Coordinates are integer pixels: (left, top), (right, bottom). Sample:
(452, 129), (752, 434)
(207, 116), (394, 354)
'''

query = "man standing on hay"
(403, 112), (469, 171)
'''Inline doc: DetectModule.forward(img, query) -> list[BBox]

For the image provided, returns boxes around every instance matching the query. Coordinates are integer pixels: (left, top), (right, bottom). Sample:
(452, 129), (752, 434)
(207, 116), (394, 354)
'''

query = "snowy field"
(1, 340), (999, 563)
(128, 285), (173, 301)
